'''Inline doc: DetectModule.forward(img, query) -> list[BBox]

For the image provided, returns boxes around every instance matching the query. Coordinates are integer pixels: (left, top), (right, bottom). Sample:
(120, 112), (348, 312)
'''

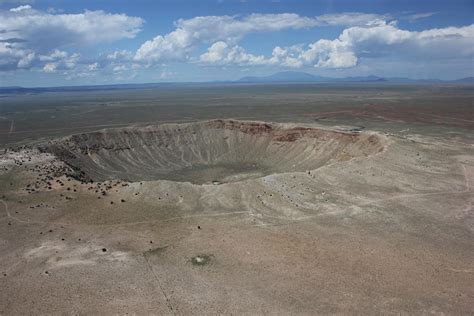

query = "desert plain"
(0, 83), (473, 314)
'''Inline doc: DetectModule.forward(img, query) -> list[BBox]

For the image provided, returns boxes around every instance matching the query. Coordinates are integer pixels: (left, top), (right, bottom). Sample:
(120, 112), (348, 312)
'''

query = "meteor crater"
(42, 120), (385, 184)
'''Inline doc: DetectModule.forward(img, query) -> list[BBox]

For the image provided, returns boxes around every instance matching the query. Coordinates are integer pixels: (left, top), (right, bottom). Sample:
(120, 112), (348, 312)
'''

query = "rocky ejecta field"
(0, 119), (473, 314)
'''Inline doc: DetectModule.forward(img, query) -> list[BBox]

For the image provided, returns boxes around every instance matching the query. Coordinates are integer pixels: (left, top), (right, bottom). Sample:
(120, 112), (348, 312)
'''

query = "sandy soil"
(0, 119), (473, 314)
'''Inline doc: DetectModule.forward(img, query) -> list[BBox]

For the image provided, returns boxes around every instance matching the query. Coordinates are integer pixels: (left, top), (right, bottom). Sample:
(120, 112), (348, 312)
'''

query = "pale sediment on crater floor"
(41, 119), (386, 184)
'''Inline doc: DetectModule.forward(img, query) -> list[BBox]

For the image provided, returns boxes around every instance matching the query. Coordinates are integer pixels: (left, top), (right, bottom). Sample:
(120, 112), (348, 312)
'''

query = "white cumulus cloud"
(9, 4), (31, 12)
(199, 20), (474, 70)
(200, 41), (267, 66)
(134, 12), (385, 63)
(1, 7), (143, 51)
(0, 6), (143, 71)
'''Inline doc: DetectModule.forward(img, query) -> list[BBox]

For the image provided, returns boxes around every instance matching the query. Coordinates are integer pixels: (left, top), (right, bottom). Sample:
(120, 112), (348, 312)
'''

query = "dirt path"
(142, 253), (176, 315)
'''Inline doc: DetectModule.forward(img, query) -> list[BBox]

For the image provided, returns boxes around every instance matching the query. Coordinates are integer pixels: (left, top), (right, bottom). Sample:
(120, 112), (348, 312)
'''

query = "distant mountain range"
(0, 72), (472, 94)
(237, 71), (474, 83)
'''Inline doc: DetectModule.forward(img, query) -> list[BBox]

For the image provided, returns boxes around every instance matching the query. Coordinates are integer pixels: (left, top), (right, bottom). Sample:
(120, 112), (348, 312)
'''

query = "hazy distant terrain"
(1, 83), (472, 147)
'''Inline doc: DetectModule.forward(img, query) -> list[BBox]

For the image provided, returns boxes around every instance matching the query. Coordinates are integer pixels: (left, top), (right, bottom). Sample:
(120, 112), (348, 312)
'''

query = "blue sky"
(0, 0), (473, 86)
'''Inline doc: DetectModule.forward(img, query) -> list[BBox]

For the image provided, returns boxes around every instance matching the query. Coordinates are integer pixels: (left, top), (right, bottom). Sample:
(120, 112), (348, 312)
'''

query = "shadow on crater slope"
(41, 120), (385, 184)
